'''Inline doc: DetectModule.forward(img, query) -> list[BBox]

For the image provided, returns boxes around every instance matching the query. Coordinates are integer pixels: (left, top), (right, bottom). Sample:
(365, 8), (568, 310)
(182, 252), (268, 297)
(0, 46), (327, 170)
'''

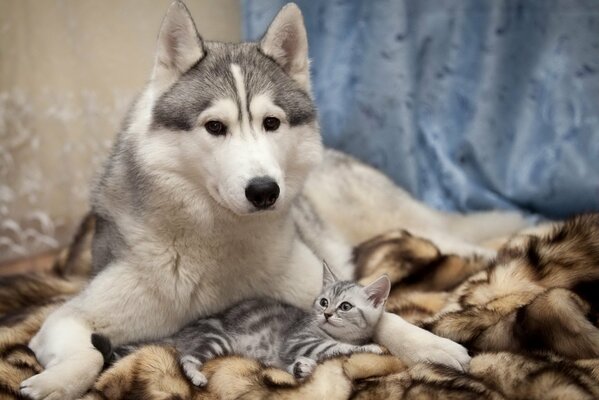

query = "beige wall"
(0, 0), (241, 264)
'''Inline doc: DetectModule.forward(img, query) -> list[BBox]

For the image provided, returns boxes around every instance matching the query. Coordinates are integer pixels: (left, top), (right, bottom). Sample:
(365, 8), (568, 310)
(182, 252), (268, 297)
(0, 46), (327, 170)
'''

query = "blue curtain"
(242, 0), (599, 218)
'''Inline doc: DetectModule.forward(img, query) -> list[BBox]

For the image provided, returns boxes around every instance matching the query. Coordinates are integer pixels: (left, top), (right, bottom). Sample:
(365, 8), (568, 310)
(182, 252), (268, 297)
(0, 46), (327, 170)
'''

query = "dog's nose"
(245, 177), (280, 209)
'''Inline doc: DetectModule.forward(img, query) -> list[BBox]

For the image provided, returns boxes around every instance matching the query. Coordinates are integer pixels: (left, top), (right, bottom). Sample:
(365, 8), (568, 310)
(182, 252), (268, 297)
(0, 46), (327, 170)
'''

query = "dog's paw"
(20, 370), (69, 400)
(357, 344), (386, 355)
(408, 334), (470, 371)
(381, 314), (471, 371)
(180, 355), (208, 387)
(291, 357), (317, 381)
(21, 349), (104, 400)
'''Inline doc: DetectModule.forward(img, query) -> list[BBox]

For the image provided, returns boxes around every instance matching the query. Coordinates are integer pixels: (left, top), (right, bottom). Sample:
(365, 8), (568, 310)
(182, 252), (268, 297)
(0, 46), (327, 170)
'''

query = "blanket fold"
(1, 214), (598, 399)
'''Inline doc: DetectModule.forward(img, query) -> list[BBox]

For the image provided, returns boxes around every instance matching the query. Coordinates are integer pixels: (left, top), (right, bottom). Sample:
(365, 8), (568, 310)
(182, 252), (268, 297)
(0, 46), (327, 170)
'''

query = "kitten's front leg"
(180, 355), (207, 387)
(288, 356), (317, 381)
(177, 321), (231, 387)
(321, 343), (385, 358)
(355, 343), (386, 355)
(288, 343), (385, 381)
(320, 342), (359, 357)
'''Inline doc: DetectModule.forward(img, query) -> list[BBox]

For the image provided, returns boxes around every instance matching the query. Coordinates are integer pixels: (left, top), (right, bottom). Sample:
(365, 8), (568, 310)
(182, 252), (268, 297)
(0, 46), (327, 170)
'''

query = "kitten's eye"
(319, 298), (328, 308)
(339, 302), (353, 311)
(263, 117), (280, 131)
(205, 120), (227, 136)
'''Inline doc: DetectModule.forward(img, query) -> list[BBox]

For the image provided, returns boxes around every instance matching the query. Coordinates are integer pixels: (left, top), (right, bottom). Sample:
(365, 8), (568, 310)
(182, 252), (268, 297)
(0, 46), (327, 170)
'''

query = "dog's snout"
(245, 177), (280, 209)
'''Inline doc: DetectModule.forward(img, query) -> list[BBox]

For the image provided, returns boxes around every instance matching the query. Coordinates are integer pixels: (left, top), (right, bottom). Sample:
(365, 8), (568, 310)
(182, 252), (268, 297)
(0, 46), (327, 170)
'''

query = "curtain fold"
(243, 0), (599, 218)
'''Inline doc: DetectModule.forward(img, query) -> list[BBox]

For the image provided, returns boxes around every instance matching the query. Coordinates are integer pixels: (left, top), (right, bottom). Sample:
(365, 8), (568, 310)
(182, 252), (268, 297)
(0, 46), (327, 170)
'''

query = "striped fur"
(115, 276), (389, 385)
(421, 214), (599, 358)
(2, 213), (599, 399)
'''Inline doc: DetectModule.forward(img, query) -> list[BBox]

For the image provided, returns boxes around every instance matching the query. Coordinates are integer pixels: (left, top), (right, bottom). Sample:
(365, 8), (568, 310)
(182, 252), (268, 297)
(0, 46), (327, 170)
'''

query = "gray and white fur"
(114, 263), (391, 385)
(22, 2), (528, 399)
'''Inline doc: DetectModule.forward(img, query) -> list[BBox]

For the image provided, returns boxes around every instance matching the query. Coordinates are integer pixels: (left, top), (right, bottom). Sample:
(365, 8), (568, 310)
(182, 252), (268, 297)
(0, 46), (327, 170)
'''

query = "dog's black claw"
(91, 333), (113, 366)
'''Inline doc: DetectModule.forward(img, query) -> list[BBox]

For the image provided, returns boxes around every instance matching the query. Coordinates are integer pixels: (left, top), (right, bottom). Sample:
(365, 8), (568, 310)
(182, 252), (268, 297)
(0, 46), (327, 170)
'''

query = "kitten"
(110, 262), (391, 385)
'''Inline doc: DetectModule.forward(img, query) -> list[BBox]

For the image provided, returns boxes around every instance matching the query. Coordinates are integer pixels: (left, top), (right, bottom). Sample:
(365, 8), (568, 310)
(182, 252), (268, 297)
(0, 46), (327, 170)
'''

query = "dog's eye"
(339, 302), (353, 311)
(319, 298), (328, 308)
(205, 120), (227, 136)
(263, 117), (280, 131)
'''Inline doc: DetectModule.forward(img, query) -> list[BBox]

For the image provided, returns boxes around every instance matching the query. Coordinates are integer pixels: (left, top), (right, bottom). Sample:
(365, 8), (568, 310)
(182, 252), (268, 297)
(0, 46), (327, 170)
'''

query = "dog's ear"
(152, 1), (205, 88)
(364, 275), (391, 308)
(260, 3), (310, 90)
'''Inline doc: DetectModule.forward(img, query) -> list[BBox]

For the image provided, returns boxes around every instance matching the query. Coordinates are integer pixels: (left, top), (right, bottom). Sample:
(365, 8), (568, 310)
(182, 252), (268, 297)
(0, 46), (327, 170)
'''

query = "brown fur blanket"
(1, 214), (599, 399)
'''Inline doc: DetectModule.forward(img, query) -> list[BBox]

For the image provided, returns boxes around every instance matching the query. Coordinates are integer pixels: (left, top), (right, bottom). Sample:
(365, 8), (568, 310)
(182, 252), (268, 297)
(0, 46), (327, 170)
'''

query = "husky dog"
(20, 2), (527, 399)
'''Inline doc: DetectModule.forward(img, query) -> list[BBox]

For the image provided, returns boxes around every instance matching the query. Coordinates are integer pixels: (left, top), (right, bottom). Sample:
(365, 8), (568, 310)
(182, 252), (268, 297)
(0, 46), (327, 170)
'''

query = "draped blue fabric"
(242, 0), (599, 218)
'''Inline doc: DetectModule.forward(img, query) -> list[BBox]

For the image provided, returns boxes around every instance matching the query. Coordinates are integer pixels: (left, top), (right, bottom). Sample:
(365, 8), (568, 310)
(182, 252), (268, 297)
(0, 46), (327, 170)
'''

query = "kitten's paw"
(180, 355), (208, 387)
(291, 357), (317, 381)
(358, 344), (386, 355)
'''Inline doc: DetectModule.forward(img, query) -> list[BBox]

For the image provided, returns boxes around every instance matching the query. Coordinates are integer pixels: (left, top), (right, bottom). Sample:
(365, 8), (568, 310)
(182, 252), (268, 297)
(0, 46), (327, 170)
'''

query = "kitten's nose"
(324, 312), (332, 320)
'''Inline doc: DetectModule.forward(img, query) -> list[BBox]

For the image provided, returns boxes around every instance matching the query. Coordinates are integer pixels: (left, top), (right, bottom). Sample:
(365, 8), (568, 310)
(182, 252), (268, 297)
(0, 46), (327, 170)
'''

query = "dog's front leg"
(374, 312), (470, 371)
(21, 262), (187, 400)
(20, 309), (103, 400)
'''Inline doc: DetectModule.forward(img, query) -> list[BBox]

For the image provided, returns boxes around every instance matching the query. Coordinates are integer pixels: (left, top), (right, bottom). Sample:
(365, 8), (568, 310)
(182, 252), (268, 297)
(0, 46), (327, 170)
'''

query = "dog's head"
(130, 1), (322, 216)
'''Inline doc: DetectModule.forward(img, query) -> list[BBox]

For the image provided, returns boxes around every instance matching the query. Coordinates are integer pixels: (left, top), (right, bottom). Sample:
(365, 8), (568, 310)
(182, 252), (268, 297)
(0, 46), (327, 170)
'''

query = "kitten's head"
(312, 261), (391, 343)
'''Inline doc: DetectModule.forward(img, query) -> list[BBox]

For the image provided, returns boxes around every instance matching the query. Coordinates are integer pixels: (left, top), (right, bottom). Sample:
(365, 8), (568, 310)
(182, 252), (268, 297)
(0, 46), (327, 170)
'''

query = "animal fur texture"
(113, 267), (391, 385)
(20, 2), (529, 397)
(1, 213), (599, 399)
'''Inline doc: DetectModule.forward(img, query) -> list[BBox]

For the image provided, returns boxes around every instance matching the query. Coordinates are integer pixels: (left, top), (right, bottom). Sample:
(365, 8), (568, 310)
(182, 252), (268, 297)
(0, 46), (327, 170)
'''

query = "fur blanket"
(2, 214), (599, 399)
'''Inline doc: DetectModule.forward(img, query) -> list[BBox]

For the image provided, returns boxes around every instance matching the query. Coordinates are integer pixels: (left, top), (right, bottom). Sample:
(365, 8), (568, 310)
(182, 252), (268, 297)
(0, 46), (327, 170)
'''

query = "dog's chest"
(131, 224), (304, 316)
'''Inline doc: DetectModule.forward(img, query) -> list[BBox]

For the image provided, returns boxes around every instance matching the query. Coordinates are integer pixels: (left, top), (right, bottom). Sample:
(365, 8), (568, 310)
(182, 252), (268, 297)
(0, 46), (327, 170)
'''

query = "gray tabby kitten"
(111, 262), (391, 385)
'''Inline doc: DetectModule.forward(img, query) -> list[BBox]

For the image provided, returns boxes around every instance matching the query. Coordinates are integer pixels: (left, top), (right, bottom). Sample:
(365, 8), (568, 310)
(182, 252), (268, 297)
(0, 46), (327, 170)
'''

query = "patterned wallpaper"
(0, 0), (241, 264)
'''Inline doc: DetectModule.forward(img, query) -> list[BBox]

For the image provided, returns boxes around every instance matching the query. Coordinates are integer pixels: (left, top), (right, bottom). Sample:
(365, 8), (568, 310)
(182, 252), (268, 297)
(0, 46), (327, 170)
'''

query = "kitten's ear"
(322, 260), (337, 288)
(152, 1), (205, 88)
(260, 3), (310, 90)
(364, 275), (391, 308)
